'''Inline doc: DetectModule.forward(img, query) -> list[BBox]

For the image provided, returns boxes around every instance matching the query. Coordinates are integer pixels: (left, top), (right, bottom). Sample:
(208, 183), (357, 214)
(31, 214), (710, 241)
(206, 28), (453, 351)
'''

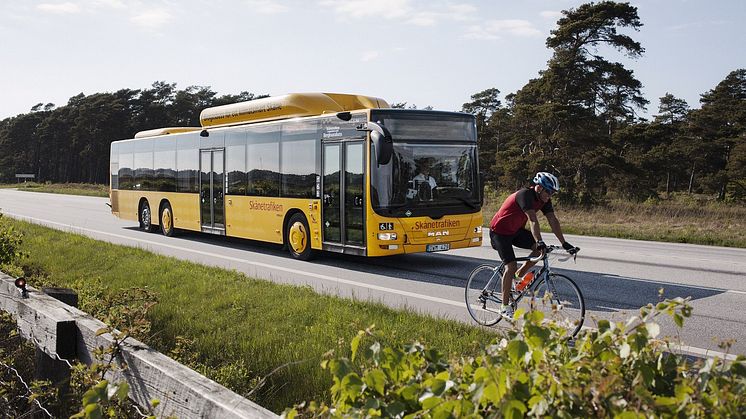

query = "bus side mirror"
(365, 122), (393, 165)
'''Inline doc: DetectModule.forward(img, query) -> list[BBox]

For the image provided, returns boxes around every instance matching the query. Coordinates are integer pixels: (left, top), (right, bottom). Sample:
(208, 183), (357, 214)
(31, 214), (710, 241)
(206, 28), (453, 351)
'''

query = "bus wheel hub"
(163, 209), (172, 230)
(290, 222), (307, 252)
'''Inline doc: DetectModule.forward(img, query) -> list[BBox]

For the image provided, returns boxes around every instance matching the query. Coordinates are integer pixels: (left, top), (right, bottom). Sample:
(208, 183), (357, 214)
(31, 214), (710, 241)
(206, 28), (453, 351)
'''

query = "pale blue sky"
(1, 0), (743, 121)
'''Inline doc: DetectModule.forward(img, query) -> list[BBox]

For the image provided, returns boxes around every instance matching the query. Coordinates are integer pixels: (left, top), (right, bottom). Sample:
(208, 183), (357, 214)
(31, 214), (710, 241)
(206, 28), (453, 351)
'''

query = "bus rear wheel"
(287, 213), (314, 260)
(139, 200), (156, 233)
(160, 202), (175, 237)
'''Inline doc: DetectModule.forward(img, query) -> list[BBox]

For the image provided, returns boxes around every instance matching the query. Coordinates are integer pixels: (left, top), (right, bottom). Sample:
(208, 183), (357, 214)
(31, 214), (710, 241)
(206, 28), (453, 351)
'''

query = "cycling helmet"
(533, 172), (560, 193)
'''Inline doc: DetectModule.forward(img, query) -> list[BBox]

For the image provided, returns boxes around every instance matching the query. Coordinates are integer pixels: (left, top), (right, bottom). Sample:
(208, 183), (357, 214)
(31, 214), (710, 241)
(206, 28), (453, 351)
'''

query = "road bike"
(465, 245), (585, 338)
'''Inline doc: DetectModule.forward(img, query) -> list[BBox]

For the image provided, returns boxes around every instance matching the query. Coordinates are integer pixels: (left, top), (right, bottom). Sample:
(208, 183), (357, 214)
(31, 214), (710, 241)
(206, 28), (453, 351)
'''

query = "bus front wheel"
(139, 200), (156, 233)
(287, 213), (314, 261)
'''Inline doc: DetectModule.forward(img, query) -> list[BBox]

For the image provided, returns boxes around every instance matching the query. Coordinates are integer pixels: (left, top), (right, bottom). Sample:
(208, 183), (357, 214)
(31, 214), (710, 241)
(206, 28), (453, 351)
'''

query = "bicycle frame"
(467, 244), (584, 336)
(480, 246), (567, 307)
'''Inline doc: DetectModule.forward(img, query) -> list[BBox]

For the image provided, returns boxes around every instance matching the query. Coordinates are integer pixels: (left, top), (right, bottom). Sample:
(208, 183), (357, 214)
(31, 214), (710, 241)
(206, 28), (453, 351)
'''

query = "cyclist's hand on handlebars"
(536, 240), (547, 252)
(563, 241), (579, 255)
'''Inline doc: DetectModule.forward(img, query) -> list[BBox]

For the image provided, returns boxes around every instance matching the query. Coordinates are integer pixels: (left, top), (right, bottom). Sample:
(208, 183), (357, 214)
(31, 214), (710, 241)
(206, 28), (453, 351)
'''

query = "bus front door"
(200, 149), (225, 235)
(322, 141), (365, 253)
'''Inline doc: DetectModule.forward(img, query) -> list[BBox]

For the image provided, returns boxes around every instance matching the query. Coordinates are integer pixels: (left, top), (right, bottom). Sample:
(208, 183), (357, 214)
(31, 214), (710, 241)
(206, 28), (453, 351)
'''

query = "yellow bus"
(109, 93), (483, 260)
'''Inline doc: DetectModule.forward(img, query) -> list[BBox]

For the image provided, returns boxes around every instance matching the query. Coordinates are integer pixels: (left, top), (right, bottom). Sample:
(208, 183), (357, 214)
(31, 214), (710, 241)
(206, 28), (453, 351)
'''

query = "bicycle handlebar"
(510, 244), (579, 263)
(528, 244), (578, 263)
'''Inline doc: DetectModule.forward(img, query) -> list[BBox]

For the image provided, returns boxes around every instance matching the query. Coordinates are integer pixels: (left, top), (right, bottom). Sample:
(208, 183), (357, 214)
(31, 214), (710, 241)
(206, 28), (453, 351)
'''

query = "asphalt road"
(1, 188), (745, 358)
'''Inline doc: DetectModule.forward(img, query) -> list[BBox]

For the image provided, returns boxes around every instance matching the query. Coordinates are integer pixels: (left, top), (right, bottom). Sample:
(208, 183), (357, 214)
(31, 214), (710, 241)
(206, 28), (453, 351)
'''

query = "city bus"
(109, 93), (484, 260)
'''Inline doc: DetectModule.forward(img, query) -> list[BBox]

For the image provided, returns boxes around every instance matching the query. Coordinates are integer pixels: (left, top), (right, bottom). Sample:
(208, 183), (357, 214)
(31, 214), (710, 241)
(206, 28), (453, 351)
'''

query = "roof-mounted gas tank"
(134, 127), (202, 139)
(199, 92), (389, 128)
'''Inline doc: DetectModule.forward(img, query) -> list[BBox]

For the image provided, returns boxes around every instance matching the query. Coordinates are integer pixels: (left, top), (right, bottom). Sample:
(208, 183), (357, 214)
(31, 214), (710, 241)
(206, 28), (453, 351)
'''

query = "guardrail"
(0, 272), (277, 418)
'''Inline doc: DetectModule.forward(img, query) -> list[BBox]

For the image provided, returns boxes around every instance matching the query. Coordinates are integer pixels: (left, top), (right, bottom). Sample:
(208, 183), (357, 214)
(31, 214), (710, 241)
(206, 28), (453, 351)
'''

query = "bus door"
(322, 141), (365, 252)
(200, 149), (225, 235)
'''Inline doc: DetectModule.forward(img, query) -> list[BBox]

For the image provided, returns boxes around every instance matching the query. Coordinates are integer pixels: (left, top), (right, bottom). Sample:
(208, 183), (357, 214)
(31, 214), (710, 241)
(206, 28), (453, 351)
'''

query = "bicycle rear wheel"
(465, 264), (505, 326)
(528, 273), (585, 338)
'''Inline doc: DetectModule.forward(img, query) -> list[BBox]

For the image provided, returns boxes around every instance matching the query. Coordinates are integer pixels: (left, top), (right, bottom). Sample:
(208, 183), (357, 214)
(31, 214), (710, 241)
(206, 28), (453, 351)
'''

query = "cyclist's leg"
(501, 261), (517, 305)
(514, 229), (540, 277)
(491, 230), (518, 306)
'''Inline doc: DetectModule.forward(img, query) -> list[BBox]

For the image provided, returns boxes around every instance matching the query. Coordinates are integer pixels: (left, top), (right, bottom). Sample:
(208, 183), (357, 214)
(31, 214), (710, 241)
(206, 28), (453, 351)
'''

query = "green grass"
(482, 189), (746, 248)
(1, 182), (108, 197)
(5, 219), (495, 413)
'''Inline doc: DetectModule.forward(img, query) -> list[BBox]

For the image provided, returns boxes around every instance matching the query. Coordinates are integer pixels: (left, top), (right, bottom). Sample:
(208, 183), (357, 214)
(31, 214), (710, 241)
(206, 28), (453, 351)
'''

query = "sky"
(0, 0), (744, 121)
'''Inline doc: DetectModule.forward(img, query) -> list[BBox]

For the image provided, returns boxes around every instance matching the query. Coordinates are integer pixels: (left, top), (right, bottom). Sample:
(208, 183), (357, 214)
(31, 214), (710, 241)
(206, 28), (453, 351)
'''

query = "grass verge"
(482, 190), (746, 248)
(1, 182), (108, 197)
(6, 219), (495, 413)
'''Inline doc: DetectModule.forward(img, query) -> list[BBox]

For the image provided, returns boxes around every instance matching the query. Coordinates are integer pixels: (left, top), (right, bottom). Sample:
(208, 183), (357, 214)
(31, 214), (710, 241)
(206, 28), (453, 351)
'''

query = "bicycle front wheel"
(465, 264), (504, 326)
(529, 273), (585, 338)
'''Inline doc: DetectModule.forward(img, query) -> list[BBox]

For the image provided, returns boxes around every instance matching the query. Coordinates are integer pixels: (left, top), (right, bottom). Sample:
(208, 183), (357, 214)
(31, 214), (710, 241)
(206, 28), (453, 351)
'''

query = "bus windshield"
(369, 111), (480, 217)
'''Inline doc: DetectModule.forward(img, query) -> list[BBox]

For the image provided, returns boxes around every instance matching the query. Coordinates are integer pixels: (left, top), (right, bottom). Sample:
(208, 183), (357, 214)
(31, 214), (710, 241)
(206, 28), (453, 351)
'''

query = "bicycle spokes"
(529, 274), (585, 337)
(465, 265), (505, 327)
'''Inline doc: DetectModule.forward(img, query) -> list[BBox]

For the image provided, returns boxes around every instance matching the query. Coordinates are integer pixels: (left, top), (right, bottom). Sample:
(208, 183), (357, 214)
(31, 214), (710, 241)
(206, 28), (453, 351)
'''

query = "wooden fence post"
(34, 287), (79, 413)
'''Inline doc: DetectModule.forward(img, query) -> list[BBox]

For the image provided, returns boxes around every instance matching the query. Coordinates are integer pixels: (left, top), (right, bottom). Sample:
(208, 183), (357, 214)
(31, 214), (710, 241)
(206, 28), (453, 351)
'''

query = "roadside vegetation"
(0, 213), (149, 418)
(288, 299), (746, 418)
(483, 188), (746, 248)
(3, 217), (496, 413)
(0, 182), (108, 197)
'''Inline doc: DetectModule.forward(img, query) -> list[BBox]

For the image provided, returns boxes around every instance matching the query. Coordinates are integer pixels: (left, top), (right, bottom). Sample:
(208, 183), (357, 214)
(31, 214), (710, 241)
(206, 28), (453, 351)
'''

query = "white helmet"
(533, 172), (560, 193)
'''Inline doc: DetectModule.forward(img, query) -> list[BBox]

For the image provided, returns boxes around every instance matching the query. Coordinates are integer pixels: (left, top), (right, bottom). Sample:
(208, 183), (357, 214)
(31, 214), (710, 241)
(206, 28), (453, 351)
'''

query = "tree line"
(0, 83), (267, 185)
(462, 2), (746, 204)
(1, 1), (744, 204)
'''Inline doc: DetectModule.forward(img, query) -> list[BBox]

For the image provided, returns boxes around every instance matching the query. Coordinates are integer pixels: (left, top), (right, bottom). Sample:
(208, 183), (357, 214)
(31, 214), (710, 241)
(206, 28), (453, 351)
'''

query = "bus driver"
(408, 158), (437, 200)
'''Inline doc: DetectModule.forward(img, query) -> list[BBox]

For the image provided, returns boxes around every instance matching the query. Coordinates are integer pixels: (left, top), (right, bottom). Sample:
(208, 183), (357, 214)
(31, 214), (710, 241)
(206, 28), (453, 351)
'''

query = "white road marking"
(4, 211), (741, 362)
(601, 274), (746, 295)
(5, 212), (463, 308)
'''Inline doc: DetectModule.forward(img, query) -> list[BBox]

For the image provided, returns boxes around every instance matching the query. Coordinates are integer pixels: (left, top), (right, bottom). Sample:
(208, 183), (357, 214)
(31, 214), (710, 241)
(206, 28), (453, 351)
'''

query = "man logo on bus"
(427, 230), (450, 237)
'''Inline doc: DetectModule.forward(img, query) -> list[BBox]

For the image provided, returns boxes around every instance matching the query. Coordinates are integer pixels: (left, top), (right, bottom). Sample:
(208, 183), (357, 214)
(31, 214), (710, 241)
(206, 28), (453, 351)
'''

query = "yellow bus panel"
(225, 196), (322, 249)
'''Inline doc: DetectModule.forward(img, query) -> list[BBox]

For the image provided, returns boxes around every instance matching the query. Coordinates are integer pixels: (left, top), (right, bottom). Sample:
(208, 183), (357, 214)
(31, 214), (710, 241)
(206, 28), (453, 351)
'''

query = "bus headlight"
(378, 232), (398, 241)
(474, 226), (483, 234)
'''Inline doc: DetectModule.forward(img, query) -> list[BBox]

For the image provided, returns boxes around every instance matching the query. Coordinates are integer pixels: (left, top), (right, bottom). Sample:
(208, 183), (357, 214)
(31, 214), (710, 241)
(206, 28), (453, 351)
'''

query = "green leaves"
(0, 213), (25, 267)
(294, 297), (746, 418)
(364, 369), (386, 396)
(506, 340), (529, 364)
(73, 380), (133, 419)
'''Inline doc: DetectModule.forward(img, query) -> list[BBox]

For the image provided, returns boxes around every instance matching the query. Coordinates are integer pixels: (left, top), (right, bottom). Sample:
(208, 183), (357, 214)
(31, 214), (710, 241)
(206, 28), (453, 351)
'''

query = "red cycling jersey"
(490, 188), (554, 235)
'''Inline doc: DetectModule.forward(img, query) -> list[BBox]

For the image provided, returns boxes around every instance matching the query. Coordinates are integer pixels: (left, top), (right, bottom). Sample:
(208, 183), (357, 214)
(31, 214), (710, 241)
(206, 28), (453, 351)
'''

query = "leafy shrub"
(0, 212), (25, 268)
(286, 298), (746, 418)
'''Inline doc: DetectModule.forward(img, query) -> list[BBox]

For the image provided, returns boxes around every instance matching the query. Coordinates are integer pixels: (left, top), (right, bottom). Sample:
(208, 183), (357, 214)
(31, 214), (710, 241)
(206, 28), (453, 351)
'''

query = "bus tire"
(286, 213), (314, 261)
(160, 202), (175, 237)
(138, 200), (156, 233)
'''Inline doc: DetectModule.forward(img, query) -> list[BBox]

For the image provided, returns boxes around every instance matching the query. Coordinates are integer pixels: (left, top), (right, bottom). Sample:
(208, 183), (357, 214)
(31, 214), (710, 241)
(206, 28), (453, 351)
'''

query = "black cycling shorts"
(489, 229), (535, 264)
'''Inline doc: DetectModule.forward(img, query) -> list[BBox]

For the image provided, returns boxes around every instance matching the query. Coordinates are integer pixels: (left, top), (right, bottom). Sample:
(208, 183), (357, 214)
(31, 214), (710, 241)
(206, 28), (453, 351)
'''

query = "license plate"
(426, 243), (450, 252)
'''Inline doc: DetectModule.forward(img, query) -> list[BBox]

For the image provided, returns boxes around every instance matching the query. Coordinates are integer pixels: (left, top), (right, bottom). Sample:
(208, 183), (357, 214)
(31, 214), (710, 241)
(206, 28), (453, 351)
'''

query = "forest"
(0, 1), (744, 204)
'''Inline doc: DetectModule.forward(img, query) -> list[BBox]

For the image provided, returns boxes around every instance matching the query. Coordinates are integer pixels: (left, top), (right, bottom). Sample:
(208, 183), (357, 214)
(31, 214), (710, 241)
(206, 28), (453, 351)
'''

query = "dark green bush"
(0, 212), (24, 267)
(287, 298), (746, 418)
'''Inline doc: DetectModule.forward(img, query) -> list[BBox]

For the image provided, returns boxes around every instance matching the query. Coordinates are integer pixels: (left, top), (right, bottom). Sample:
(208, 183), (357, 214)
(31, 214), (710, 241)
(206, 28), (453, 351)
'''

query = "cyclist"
(489, 172), (579, 320)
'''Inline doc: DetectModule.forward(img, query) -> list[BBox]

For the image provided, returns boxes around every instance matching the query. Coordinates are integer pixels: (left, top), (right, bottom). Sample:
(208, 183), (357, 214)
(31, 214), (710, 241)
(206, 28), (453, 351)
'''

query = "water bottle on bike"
(514, 269), (536, 292)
